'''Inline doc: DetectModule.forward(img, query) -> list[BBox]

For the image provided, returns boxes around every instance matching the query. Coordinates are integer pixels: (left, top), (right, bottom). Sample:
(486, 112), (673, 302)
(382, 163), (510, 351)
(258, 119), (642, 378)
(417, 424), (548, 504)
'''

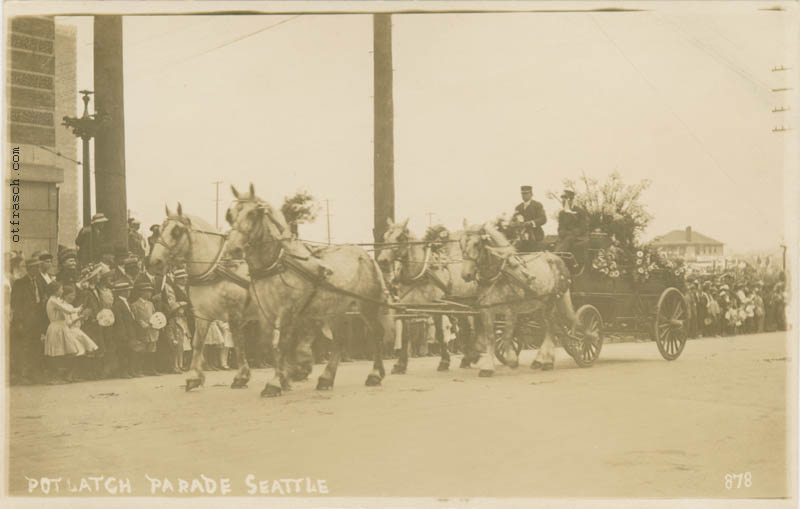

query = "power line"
(589, 14), (772, 224)
(127, 15), (302, 81)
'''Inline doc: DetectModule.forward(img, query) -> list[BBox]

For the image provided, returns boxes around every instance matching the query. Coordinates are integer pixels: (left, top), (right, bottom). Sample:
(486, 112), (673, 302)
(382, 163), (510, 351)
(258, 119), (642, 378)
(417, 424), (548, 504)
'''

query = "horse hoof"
(531, 361), (543, 370)
(437, 361), (450, 372)
(365, 374), (382, 387)
(316, 378), (333, 391)
(459, 358), (472, 369)
(478, 369), (494, 378)
(507, 360), (519, 369)
(185, 378), (203, 391)
(261, 385), (282, 397)
(542, 363), (554, 371)
(391, 365), (406, 375)
(230, 378), (249, 389)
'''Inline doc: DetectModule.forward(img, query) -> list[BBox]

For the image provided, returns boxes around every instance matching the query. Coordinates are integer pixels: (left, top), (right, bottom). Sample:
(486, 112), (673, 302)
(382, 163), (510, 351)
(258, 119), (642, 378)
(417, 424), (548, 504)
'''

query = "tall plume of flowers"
(547, 171), (653, 249)
(281, 190), (320, 238)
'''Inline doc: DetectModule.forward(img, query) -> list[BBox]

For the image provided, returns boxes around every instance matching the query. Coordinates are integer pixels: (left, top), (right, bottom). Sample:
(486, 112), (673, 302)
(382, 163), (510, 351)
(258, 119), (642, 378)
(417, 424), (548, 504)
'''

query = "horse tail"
(557, 288), (579, 328)
(367, 253), (390, 307)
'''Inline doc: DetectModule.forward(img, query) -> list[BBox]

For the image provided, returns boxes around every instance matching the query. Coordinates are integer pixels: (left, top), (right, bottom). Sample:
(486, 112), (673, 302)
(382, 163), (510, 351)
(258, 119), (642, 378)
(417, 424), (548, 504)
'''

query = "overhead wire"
(589, 13), (773, 225)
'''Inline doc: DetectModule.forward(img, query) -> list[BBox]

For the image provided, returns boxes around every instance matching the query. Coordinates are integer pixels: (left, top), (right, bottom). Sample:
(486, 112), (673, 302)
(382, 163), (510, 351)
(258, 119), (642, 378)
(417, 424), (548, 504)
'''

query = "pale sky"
(59, 2), (798, 253)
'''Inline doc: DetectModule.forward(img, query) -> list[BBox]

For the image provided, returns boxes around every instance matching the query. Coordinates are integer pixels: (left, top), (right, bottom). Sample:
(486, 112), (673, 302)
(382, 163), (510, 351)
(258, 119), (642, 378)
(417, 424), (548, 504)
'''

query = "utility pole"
(325, 199), (332, 244)
(62, 90), (105, 226)
(426, 212), (435, 227)
(373, 13), (395, 245)
(212, 181), (223, 230)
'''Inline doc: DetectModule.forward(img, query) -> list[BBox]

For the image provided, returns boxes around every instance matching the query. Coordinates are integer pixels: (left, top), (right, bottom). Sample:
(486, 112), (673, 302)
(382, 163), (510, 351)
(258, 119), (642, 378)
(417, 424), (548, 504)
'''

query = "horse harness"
(395, 245), (452, 300)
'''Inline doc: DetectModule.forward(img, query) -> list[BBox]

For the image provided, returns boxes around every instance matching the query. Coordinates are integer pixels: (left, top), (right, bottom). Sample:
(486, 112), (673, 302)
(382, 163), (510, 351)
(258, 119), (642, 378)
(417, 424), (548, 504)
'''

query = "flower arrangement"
(591, 247), (622, 278)
(281, 190), (319, 237)
(548, 171), (653, 249)
(423, 225), (452, 255)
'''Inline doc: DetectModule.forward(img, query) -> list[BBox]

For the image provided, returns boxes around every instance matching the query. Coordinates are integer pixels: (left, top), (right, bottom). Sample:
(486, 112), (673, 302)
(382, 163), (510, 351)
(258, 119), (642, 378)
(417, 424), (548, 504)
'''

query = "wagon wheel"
(562, 305), (604, 367)
(494, 334), (521, 365)
(654, 287), (688, 361)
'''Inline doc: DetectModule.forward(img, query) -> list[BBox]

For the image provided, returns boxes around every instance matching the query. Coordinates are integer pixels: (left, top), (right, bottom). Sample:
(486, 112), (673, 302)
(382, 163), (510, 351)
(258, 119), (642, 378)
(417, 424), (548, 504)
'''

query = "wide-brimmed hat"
(134, 279), (154, 292)
(560, 189), (575, 199)
(25, 253), (41, 266)
(91, 213), (109, 225)
(150, 224), (160, 232)
(58, 248), (77, 264)
(112, 280), (132, 292)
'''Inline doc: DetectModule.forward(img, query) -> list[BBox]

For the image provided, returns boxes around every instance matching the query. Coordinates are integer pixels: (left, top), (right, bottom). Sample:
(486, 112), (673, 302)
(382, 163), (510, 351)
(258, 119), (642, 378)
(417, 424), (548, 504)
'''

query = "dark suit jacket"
(513, 200), (547, 242)
(10, 275), (47, 335)
(112, 297), (137, 349)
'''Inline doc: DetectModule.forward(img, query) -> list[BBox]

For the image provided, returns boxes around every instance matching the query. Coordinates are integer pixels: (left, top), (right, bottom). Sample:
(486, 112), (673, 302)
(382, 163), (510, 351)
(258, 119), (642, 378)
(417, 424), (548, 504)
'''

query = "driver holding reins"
(512, 185), (547, 252)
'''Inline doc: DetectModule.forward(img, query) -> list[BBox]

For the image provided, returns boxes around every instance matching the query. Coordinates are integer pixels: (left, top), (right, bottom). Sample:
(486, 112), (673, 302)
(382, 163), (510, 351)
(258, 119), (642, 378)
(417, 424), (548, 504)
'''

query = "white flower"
(638, 267), (644, 274)
(636, 250), (643, 258)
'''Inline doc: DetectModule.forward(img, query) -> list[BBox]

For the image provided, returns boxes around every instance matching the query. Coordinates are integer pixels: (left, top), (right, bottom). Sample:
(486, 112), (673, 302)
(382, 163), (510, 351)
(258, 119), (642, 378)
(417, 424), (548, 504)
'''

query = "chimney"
(685, 226), (692, 242)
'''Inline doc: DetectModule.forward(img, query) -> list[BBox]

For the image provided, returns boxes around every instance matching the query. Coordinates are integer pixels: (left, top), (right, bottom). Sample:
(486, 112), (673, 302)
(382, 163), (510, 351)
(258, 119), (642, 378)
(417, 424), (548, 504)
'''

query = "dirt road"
(7, 332), (793, 499)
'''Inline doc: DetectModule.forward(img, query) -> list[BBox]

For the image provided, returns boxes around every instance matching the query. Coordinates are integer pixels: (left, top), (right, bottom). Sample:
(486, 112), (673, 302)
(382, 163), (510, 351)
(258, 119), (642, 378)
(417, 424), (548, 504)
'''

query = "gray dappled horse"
(148, 205), (258, 391)
(459, 221), (587, 376)
(376, 218), (481, 373)
(225, 184), (391, 397)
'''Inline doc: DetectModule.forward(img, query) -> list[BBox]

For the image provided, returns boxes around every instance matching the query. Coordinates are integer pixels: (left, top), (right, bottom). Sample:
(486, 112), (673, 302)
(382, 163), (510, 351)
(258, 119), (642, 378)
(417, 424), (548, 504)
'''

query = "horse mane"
(481, 223), (516, 255)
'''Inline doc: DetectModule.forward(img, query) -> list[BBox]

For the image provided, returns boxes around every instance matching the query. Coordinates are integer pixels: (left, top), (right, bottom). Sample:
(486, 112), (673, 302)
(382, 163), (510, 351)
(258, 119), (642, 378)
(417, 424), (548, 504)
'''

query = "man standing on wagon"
(512, 185), (547, 252)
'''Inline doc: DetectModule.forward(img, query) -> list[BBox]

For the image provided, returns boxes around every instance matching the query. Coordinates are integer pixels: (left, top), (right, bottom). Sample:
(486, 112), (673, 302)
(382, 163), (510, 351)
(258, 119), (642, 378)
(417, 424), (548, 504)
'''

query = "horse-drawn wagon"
(383, 224), (690, 373)
(492, 231), (690, 368)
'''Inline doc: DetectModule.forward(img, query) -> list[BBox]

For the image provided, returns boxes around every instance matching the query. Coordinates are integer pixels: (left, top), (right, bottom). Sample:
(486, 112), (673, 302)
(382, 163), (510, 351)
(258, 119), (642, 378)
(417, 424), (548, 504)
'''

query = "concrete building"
(649, 226), (724, 261)
(5, 16), (79, 259)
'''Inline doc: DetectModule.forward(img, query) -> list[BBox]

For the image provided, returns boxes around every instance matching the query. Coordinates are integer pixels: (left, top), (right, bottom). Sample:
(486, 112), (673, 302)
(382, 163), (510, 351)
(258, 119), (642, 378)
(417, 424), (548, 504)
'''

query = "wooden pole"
(373, 14), (395, 245)
(93, 15), (127, 253)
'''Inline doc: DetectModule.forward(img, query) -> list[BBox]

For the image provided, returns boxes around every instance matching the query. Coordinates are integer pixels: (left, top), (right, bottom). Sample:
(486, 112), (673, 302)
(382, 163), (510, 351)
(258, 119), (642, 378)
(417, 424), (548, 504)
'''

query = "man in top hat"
(511, 185), (547, 252)
(76, 213), (110, 266)
(128, 218), (147, 261)
(555, 188), (589, 264)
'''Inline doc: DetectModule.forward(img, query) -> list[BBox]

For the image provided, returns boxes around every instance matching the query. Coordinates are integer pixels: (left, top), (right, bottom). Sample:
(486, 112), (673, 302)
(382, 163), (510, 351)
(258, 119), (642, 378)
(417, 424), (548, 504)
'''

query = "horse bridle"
(155, 218), (228, 280)
(462, 232), (507, 283)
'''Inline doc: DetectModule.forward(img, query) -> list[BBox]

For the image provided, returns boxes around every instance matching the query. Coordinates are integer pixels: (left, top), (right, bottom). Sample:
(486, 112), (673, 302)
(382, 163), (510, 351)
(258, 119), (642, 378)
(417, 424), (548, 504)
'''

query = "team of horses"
(147, 183), (593, 397)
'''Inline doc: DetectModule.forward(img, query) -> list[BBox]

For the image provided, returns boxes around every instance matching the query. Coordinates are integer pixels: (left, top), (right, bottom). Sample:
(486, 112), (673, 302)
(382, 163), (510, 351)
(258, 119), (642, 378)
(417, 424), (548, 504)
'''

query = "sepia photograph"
(2, 1), (798, 507)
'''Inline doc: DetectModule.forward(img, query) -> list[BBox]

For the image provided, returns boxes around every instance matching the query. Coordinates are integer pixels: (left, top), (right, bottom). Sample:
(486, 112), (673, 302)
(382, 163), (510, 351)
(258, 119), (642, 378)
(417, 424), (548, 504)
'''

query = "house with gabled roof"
(649, 226), (724, 260)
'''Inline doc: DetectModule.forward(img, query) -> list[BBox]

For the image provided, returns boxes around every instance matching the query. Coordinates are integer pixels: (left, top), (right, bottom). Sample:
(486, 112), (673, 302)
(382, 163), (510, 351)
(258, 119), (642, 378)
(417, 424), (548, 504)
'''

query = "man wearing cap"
(76, 213), (110, 266)
(512, 185), (547, 252)
(57, 248), (80, 290)
(128, 219), (147, 261)
(555, 189), (589, 265)
(112, 279), (138, 377)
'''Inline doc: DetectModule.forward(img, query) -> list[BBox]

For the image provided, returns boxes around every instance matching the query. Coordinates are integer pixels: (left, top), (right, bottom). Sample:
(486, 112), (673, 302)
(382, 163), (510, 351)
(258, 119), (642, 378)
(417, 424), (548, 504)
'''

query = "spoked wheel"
(654, 287), (688, 360)
(562, 305), (604, 367)
(494, 334), (521, 365)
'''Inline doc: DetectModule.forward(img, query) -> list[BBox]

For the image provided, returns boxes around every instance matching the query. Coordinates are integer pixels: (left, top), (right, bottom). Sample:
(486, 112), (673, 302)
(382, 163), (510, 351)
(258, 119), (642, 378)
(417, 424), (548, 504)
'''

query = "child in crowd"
(43, 281), (98, 383)
(163, 301), (190, 373)
(131, 280), (160, 376)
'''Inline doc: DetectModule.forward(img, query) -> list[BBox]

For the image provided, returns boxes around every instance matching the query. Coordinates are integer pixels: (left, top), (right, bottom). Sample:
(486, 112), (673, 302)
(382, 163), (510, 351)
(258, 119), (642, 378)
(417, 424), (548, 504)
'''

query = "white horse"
(459, 221), (591, 376)
(148, 205), (259, 390)
(376, 218), (480, 373)
(225, 184), (391, 397)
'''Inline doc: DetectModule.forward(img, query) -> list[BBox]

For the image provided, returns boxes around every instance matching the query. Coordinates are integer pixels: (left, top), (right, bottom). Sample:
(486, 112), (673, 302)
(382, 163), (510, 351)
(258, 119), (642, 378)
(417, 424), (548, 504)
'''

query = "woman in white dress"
(44, 281), (98, 382)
